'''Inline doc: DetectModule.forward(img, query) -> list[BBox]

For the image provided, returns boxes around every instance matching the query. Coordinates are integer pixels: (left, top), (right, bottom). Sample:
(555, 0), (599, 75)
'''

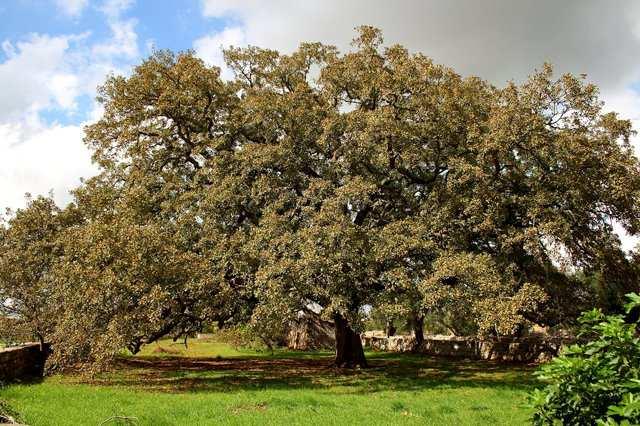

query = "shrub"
(213, 325), (276, 352)
(530, 293), (640, 425)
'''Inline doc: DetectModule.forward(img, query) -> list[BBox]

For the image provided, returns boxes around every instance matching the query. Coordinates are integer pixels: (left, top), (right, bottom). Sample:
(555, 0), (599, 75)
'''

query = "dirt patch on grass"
(76, 356), (381, 392)
(68, 354), (537, 394)
(119, 356), (336, 373)
(229, 401), (268, 415)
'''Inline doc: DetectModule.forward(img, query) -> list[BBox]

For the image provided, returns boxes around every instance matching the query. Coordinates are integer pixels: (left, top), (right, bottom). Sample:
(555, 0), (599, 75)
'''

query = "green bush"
(213, 324), (277, 352)
(530, 293), (640, 425)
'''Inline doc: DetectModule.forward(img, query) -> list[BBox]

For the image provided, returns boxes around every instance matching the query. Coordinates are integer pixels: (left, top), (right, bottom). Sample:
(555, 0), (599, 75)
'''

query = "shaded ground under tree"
(2, 340), (540, 425)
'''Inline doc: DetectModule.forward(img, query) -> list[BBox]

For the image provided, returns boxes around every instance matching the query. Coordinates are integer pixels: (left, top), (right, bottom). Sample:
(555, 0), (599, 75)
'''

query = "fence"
(362, 334), (565, 362)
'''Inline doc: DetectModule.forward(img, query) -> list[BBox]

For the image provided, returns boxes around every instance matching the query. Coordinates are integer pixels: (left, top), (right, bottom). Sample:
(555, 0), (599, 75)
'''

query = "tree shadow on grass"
(78, 353), (540, 395)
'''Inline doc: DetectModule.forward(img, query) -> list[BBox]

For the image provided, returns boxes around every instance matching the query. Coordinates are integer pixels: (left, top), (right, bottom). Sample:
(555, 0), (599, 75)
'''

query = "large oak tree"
(2, 27), (640, 369)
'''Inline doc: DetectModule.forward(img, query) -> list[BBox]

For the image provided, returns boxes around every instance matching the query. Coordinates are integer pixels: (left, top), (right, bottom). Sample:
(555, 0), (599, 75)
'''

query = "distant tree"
(0, 196), (76, 347)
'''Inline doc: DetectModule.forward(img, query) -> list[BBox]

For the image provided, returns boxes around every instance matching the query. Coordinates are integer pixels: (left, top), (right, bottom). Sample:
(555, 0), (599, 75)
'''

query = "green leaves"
(75, 28), (640, 357)
(420, 251), (547, 336)
(0, 196), (70, 346)
(4, 27), (640, 370)
(624, 293), (640, 313)
(531, 293), (640, 425)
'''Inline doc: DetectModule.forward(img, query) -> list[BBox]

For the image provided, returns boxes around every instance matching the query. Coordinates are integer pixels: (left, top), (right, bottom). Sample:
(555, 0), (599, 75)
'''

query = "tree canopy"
(2, 26), (640, 369)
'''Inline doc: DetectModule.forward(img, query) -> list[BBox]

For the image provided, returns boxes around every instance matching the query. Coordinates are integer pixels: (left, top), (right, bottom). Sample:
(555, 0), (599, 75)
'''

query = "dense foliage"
(531, 293), (640, 425)
(1, 27), (640, 368)
(0, 197), (77, 346)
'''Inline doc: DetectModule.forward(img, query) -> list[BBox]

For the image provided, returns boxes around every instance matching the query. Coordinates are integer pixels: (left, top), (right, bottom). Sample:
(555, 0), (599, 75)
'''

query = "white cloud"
(0, 2), (140, 211)
(193, 26), (246, 78)
(92, 19), (138, 60)
(94, 0), (138, 60)
(50, 73), (82, 111)
(0, 123), (96, 210)
(201, 0), (247, 18)
(0, 34), (80, 121)
(0, 7), (138, 127)
(54, 0), (89, 18)
(99, 0), (134, 19)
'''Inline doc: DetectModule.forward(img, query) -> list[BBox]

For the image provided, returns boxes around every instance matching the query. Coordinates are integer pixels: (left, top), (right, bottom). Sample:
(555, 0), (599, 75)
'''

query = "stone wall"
(287, 313), (335, 351)
(363, 335), (564, 362)
(0, 343), (50, 382)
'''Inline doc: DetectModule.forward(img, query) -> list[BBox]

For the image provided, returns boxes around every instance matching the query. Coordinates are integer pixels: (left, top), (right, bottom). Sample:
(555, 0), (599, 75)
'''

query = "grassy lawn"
(1, 339), (538, 425)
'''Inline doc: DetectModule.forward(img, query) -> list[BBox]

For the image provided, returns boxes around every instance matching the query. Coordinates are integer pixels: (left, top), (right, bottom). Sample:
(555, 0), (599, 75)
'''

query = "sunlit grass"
(1, 339), (538, 425)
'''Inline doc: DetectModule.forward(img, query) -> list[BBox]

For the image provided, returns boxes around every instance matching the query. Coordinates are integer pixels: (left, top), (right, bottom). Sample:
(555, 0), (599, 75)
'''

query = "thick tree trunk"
(385, 320), (396, 337)
(411, 313), (424, 351)
(333, 314), (367, 368)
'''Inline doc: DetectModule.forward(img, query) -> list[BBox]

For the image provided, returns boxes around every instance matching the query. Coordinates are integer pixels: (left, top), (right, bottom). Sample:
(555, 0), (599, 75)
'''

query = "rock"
(286, 311), (335, 350)
(196, 333), (215, 340)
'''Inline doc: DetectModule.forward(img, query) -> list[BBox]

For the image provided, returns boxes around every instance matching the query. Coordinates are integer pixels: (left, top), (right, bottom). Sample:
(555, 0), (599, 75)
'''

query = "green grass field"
(1, 340), (538, 425)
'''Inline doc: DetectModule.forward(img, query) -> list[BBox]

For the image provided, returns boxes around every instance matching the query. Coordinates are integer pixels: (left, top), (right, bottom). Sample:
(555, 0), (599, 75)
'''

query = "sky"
(2, 0), (640, 247)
